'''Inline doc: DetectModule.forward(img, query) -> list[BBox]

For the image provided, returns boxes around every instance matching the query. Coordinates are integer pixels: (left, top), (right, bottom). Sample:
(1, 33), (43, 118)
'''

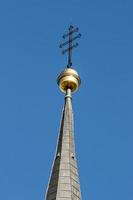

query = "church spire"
(45, 26), (82, 200)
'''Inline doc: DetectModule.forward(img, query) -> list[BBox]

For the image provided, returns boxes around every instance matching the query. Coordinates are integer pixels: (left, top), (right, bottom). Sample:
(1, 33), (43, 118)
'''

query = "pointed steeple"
(45, 25), (82, 200)
(45, 88), (82, 200)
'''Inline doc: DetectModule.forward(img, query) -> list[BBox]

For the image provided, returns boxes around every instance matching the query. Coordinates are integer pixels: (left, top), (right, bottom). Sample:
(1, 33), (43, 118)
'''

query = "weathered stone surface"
(45, 93), (82, 200)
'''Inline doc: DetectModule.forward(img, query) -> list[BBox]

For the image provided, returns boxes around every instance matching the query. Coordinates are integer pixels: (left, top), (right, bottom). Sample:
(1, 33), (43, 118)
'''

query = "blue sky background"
(0, 0), (133, 200)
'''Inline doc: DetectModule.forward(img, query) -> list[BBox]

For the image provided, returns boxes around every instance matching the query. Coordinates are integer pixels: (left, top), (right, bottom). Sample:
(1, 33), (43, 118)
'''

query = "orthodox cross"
(59, 25), (81, 68)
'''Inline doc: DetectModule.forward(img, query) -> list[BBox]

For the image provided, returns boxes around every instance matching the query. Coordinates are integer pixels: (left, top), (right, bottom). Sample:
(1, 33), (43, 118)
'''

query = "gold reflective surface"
(57, 68), (81, 93)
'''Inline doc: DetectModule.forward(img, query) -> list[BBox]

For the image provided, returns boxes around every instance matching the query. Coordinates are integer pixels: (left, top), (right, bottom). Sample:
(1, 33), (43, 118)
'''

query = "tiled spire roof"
(45, 89), (82, 200)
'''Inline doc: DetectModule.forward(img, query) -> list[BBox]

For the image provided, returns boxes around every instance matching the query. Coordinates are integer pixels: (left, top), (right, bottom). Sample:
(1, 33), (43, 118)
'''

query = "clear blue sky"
(0, 0), (133, 200)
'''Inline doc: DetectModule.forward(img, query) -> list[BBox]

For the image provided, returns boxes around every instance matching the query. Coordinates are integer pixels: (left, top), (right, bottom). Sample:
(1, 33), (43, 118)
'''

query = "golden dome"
(57, 68), (81, 93)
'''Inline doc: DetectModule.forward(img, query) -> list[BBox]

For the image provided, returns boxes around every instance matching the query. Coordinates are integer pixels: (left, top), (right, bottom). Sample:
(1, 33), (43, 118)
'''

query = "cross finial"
(59, 25), (81, 68)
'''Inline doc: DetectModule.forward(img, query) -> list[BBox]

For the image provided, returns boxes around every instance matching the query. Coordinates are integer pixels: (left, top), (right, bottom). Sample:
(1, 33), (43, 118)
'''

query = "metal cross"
(59, 25), (81, 68)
